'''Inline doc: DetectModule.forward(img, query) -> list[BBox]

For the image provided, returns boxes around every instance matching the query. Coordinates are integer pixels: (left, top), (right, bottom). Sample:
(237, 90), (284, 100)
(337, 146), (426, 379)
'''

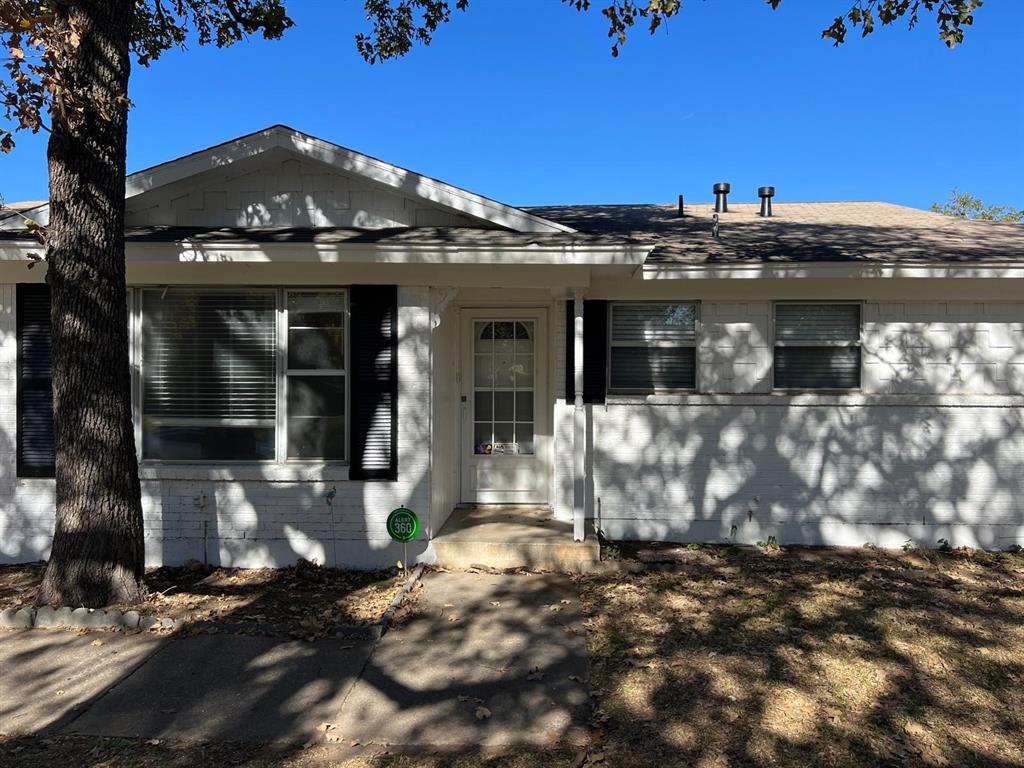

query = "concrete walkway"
(336, 570), (591, 748)
(0, 570), (590, 748)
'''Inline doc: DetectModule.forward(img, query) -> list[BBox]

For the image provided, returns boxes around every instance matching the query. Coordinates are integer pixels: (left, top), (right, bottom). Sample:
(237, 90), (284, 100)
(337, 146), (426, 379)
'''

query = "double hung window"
(608, 303), (698, 392)
(773, 303), (861, 390)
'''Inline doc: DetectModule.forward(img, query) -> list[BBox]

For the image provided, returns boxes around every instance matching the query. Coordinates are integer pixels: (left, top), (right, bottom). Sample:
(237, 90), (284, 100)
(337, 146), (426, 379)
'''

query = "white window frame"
(607, 301), (700, 394)
(132, 286), (350, 465)
(771, 300), (863, 392)
(280, 289), (349, 464)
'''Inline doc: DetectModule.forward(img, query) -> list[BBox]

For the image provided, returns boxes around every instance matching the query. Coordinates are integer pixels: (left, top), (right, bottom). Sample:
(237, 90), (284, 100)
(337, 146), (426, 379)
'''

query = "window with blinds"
(608, 303), (698, 392)
(286, 291), (347, 460)
(773, 303), (861, 390)
(141, 289), (277, 460)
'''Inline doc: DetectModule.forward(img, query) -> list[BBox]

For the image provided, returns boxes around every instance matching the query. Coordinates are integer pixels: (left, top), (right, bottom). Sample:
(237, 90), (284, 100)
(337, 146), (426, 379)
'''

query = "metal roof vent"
(758, 186), (775, 217)
(713, 182), (730, 213)
(677, 194), (685, 218)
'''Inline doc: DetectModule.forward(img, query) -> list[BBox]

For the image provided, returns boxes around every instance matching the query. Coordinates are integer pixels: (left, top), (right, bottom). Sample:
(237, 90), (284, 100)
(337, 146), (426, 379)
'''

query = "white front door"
(460, 309), (550, 504)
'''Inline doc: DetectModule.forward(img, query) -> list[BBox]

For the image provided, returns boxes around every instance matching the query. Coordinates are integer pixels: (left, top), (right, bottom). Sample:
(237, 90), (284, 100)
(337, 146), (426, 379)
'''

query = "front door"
(460, 309), (550, 504)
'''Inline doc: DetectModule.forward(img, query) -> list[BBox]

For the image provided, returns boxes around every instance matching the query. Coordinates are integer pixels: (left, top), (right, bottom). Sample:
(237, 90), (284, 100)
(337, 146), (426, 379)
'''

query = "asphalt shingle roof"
(3, 200), (1023, 266)
(525, 202), (1024, 265)
(0, 225), (635, 249)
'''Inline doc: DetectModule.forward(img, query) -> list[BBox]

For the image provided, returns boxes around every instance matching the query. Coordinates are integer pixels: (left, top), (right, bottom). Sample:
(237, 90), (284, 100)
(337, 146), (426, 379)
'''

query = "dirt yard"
(577, 543), (1024, 768)
(3, 545), (1023, 767)
(0, 561), (404, 634)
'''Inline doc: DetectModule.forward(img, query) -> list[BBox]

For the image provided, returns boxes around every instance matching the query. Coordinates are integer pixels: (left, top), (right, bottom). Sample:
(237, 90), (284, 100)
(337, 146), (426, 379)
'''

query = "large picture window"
(608, 303), (698, 392)
(773, 303), (861, 390)
(141, 289), (277, 461)
(285, 291), (347, 460)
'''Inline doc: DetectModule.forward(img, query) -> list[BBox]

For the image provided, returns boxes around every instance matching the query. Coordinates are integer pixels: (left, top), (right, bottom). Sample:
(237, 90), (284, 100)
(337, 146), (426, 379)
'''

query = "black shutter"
(349, 285), (398, 481)
(16, 283), (55, 478)
(564, 299), (608, 405)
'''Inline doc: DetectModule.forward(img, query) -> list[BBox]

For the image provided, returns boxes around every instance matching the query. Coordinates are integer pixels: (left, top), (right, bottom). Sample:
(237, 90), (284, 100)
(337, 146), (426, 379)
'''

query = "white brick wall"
(699, 301), (771, 393)
(554, 298), (1024, 547)
(0, 285), (434, 568)
(863, 301), (1024, 394)
(590, 399), (1024, 548)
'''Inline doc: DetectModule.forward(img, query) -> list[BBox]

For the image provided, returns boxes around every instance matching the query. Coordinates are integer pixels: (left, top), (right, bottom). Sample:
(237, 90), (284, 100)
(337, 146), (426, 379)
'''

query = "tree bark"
(37, 0), (146, 608)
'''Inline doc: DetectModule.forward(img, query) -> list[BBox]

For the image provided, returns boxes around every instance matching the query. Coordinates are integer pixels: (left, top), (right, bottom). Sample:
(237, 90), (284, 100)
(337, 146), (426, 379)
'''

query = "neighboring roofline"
(122, 125), (575, 234)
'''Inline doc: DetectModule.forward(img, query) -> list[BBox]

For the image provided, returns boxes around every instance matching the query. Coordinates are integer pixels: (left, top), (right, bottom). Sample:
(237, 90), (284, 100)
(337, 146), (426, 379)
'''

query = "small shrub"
(756, 535), (780, 552)
(902, 539), (918, 552)
(937, 538), (952, 553)
(685, 542), (704, 551)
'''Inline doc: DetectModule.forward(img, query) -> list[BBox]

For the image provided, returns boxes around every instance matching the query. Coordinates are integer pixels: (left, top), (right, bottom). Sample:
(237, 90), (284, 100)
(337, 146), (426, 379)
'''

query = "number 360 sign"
(386, 507), (420, 543)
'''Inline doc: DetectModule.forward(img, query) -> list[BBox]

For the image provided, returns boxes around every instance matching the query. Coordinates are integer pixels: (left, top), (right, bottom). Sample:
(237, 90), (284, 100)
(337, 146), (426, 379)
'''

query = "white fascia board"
(0, 239), (649, 265)
(642, 262), (1024, 280)
(121, 125), (574, 235)
(125, 241), (650, 266)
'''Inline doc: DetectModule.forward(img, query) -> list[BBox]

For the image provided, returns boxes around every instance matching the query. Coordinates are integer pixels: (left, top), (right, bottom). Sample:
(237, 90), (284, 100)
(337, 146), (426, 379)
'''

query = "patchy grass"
(0, 561), (404, 631)
(577, 544), (1024, 768)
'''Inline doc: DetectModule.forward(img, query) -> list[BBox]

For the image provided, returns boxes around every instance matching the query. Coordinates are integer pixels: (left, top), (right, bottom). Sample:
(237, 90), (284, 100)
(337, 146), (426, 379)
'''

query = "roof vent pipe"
(758, 186), (775, 217)
(677, 194), (685, 218)
(713, 182), (730, 213)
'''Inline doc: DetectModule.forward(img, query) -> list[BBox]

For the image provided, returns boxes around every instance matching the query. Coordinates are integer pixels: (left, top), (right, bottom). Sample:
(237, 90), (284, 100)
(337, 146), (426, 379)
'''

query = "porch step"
(433, 506), (600, 573)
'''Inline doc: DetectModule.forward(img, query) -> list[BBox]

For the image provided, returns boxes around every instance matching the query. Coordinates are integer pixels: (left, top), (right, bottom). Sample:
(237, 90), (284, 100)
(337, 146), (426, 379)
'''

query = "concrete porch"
(432, 506), (600, 573)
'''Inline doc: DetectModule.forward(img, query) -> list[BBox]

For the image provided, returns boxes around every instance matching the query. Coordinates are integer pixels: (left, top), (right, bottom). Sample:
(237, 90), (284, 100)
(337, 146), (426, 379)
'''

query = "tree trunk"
(37, 0), (146, 608)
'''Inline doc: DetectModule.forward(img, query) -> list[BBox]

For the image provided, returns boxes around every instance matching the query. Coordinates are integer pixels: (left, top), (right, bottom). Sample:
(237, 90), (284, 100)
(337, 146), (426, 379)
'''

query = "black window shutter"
(16, 283), (55, 478)
(564, 299), (608, 405)
(349, 285), (398, 481)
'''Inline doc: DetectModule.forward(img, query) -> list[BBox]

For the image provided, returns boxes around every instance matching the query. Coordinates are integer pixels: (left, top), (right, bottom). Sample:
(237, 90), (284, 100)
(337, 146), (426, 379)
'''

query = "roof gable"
(125, 125), (572, 233)
(1, 126), (574, 234)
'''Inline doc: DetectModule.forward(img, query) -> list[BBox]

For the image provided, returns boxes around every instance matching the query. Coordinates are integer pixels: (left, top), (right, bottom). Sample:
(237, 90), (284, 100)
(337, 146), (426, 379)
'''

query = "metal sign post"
(386, 507), (420, 577)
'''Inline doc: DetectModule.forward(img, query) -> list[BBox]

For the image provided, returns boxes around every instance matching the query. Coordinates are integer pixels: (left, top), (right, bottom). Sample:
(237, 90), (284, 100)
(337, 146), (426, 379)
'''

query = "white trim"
(0, 240), (651, 267)
(643, 263), (1024, 280)
(601, 392), (1024, 407)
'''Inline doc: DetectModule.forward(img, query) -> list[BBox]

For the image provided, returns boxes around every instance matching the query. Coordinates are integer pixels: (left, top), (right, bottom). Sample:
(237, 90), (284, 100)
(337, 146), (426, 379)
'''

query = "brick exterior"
(0, 285), (432, 568)
(4, 289), (1024, 563)
(554, 298), (1024, 548)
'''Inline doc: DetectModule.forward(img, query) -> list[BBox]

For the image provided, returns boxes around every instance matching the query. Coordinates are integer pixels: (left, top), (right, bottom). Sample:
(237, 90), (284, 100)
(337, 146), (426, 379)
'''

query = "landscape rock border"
(0, 562), (427, 638)
(0, 605), (183, 632)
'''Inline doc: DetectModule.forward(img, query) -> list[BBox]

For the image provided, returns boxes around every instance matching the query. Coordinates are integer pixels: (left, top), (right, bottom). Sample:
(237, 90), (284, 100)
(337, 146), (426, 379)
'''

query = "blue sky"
(3, 1), (1022, 210)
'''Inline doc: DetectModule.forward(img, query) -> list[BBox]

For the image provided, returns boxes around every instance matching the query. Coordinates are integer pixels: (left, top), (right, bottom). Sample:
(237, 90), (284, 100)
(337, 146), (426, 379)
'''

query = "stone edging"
(0, 605), (182, 631)
(0, 563), (427, 638)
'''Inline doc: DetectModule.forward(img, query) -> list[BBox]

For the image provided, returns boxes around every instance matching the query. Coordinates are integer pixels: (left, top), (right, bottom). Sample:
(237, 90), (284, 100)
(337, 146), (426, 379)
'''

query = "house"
(2, 125), (1023, 569)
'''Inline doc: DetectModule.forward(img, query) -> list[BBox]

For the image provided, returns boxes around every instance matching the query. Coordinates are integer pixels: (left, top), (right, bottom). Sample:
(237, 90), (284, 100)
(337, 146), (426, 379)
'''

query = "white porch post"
(573, 294), (585, 542)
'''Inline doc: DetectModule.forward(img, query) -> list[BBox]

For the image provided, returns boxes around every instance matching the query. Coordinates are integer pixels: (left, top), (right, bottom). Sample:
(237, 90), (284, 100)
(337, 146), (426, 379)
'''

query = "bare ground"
(578, 543), (1024, 768)
(3, 545), (1024, 767)
(0, 562), (404, 631)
